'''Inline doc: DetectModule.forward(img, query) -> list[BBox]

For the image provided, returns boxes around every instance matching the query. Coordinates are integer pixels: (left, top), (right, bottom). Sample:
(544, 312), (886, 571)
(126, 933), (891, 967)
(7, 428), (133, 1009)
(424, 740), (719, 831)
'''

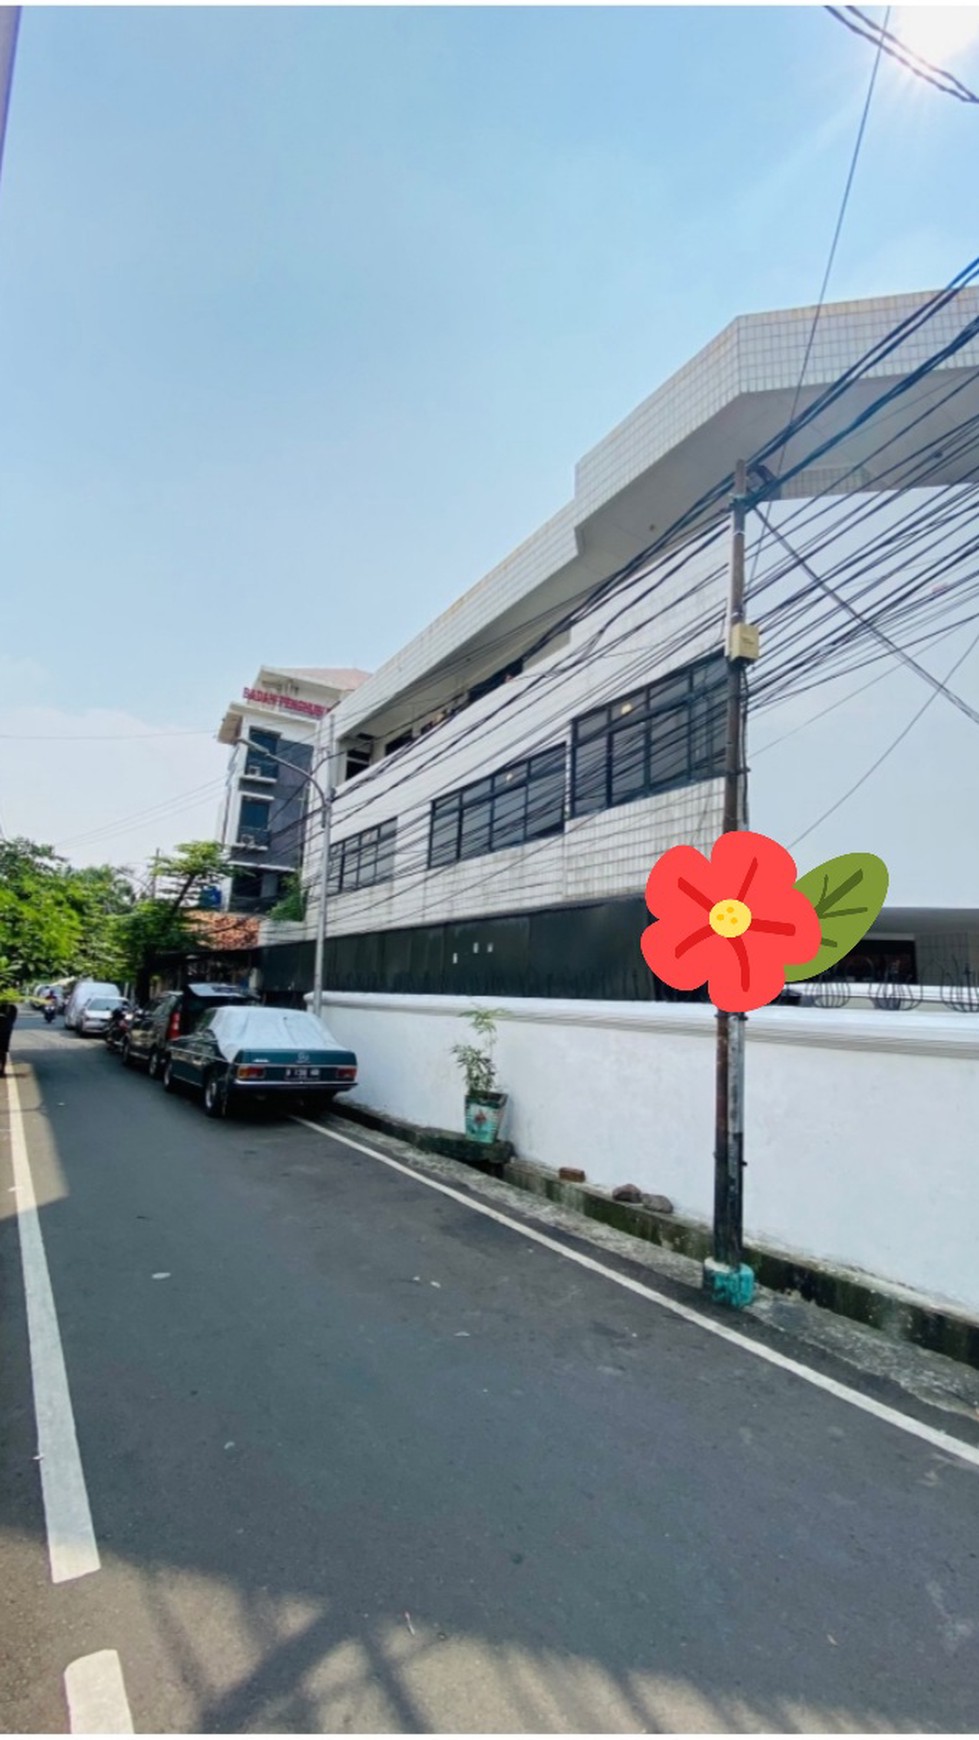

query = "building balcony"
(233, 827), (271, 851)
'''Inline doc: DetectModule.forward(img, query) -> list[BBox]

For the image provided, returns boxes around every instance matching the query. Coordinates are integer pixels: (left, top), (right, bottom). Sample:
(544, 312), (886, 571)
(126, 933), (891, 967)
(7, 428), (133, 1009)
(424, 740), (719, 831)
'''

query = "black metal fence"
(259, 895), (711, 1007)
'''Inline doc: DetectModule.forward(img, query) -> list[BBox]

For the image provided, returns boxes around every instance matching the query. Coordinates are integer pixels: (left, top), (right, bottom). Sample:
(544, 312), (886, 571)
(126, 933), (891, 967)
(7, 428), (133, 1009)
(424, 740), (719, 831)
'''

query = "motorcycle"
(104, 1003), (136, 1053)
(43, 1000), (60, 1025)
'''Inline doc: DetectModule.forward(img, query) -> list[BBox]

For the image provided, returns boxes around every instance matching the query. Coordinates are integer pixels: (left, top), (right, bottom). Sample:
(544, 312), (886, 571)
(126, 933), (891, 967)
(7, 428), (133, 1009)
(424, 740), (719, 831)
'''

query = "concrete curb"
(333, 1098), (979, 1373)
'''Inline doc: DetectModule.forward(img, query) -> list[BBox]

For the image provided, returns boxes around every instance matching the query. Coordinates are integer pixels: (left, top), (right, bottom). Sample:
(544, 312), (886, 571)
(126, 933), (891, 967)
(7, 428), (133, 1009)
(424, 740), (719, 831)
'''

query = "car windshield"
(88, 999), (119, 1011)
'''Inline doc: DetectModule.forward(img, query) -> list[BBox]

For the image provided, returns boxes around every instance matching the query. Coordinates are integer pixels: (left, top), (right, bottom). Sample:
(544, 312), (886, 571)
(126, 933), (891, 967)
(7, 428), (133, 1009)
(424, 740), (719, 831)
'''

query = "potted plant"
(452, 1007), (508, 1145)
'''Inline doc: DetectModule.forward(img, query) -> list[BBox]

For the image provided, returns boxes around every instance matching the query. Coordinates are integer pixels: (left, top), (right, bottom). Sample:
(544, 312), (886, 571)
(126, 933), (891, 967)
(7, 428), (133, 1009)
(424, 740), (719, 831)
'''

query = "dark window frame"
(428, 746), (566, 869)
(328, 819), (398, 895)
(244, 727), (280, 780)
(238, 794), (272, 844)
(570, 654), (726, 818)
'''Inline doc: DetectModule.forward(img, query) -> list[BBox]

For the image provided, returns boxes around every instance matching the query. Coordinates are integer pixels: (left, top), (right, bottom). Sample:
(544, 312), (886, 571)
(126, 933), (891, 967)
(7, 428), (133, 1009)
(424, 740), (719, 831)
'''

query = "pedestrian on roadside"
(0, 996), (18, 1076)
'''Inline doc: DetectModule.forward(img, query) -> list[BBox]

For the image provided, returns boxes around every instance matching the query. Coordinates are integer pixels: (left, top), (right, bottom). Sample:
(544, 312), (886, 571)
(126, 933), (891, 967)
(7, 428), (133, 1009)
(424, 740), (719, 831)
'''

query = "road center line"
(297, 1116), (979, 1474)
(65, 1651), (134, 1733)
(6, 1070), (101, 1583)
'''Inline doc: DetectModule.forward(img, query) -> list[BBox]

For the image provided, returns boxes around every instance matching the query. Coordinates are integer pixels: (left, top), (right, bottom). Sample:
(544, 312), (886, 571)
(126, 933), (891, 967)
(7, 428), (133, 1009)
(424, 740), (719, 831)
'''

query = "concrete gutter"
(333, 1097), (979, 1374)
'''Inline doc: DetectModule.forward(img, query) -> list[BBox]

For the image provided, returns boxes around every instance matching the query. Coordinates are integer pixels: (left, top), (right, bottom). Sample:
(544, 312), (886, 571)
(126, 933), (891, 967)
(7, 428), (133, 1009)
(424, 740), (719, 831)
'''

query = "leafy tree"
(116, 841), (231, 1000)
(153, 841), (230, 910)
(115, 901), (194, 986)
(64, 864), (136, 981)
(0, 837), (230, 999)
(0, 838), (82, 986)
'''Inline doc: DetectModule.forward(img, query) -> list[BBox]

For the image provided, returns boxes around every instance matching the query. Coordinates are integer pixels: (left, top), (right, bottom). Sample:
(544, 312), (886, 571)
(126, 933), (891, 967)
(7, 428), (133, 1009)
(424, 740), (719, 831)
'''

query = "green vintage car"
(162, 1005), (358, 1119)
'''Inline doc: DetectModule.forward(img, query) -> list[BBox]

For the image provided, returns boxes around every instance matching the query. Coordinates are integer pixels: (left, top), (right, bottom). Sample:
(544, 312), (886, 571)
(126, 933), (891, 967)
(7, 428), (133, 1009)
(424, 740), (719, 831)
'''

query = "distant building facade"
(217, 665), (369, 915)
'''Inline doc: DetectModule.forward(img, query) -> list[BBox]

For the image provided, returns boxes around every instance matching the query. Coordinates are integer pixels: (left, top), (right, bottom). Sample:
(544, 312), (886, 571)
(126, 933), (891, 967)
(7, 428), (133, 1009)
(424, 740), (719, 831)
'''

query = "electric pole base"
(703, 1258), (756, 1309)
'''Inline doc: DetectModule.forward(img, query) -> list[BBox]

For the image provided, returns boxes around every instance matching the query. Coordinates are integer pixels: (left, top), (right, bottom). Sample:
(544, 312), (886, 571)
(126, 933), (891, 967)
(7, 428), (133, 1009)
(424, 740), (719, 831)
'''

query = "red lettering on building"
(243, 687), (329, 719)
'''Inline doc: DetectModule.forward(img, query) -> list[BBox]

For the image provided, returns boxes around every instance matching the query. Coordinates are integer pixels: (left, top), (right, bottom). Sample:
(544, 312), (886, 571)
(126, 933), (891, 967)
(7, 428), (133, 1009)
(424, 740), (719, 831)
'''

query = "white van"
(64, 980), (121, 1031)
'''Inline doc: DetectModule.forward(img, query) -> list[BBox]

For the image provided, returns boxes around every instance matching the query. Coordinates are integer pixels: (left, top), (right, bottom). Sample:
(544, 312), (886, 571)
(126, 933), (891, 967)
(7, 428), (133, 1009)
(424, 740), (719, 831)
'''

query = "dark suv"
(122, 983), (258, 1078)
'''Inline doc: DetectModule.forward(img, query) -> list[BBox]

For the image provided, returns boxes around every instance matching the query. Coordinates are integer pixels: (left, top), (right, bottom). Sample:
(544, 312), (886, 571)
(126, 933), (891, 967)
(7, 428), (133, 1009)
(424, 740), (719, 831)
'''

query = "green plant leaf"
(784, 852), (889, 983)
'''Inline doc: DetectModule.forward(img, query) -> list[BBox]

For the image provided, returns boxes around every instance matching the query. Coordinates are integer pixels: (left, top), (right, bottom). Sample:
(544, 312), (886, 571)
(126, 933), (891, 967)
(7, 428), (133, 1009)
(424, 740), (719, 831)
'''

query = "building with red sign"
(216, 665), (370, 915)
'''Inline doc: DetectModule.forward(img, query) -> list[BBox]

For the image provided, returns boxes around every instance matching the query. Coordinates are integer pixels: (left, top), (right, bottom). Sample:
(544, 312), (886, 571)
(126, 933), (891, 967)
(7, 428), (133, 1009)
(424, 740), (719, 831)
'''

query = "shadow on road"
(2, 1024), (977, 1734)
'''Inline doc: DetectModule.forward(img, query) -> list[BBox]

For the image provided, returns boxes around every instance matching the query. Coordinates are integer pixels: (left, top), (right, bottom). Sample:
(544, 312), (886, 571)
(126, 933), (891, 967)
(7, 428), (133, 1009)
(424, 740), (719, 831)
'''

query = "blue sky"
(2, 4), (979, 891)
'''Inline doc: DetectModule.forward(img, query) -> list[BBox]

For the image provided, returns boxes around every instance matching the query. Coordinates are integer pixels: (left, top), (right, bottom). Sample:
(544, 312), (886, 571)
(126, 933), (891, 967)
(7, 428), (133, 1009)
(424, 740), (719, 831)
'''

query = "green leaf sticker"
(784, 852), (889, 983)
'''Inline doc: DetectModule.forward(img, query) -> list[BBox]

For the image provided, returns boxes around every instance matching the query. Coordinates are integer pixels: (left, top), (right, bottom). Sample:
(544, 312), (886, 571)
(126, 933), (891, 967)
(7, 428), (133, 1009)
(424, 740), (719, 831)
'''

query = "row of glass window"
(429, 747), (566, 867)
(328, 820), (397, 894)
(571, 654), (726, 818)
(428, 653), (726, 865)
(323, 653), (726, 886)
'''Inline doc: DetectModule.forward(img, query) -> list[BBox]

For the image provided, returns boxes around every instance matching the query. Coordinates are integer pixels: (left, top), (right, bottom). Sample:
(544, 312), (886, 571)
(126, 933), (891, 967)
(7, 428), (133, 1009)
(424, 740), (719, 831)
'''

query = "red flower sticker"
(641, 831), (822, 1014)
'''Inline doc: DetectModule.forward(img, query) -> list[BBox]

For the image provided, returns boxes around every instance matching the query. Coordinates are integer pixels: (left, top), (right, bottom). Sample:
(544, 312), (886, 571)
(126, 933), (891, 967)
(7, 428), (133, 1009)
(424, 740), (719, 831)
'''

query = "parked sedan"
(162, 1006), (358, 1119)
(123, 983), (257, 1076)
(76, 994), (125, 1037)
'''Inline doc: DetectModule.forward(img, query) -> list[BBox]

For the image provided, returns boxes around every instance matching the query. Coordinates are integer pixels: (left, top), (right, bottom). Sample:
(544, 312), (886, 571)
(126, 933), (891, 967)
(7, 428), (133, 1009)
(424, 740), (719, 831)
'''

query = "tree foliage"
(0, 839), (82, 987)
(114, 841), (231, 995)
(153, 840), (230, 911)
(114, 901), (194, 983)
(0, 837), (228, 994)
(63, 864), (136, 981)
(268, 874), (306, 922)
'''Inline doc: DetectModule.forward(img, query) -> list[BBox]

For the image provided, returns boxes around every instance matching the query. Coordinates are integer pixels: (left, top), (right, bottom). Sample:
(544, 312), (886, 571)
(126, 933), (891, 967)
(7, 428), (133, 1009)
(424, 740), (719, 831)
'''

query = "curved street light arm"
(225, 711), (338, 1019)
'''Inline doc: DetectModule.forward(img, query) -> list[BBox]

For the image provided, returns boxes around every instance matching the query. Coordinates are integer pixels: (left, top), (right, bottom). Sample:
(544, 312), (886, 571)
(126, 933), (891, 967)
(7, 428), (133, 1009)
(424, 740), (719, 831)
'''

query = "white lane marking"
(6, 1070), (101, 1583)
(297, 1117), (979, 1474)
(65, 1650), (134, 1733)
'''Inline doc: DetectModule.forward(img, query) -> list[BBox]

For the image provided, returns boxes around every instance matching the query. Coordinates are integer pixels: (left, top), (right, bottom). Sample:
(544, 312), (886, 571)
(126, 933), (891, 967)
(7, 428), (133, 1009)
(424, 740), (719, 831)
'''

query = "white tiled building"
(259, 288), (979, 997)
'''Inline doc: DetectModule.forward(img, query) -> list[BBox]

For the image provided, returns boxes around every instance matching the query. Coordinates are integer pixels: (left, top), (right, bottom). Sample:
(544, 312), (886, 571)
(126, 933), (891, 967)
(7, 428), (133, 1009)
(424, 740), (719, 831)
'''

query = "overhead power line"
(749, 1), (891, 595)
(825, 6), (979, 103)
(754, 506), (979, 729)
(43, 264), (979, 880)
(252, 351), (979, 887)
(789, 621), (979, 850)
(51, 776), (227, 853)
(0, 729), (216, 742)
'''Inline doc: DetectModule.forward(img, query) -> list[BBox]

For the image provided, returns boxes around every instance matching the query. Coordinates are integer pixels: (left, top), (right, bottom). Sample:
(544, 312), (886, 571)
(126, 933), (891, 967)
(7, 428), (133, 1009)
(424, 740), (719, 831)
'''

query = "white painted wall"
(321, 991), (979, 1320)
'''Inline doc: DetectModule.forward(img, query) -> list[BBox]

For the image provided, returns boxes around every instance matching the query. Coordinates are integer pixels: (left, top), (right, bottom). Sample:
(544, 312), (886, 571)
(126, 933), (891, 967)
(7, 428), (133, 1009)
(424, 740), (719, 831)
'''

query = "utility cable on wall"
(789, 621), (979, 850)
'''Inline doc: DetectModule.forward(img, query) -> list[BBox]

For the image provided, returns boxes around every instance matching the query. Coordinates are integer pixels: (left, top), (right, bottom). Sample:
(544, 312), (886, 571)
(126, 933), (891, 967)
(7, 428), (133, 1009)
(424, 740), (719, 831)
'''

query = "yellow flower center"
(709, 897), (752, 939)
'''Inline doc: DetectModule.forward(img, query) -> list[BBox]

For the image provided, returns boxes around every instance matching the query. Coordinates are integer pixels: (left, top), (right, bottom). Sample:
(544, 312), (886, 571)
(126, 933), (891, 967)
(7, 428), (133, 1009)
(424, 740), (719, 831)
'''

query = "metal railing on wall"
(871, 973), (924, 1013)
(940, 964), (979, 1014)
(809, 977), (852, 1010)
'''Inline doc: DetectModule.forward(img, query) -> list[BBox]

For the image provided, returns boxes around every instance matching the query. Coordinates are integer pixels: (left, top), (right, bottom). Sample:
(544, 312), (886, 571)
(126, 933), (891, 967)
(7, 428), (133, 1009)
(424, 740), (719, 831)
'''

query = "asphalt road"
(2, 1011), (979, 1734)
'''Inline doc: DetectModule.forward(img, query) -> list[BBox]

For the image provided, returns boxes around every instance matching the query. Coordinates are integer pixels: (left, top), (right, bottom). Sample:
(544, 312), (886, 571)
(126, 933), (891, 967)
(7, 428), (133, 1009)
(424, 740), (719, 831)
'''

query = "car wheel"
(162, 1057), (177, 1094)
(203, 1071), (229, 1120)
(147, 1048), (163, 1080)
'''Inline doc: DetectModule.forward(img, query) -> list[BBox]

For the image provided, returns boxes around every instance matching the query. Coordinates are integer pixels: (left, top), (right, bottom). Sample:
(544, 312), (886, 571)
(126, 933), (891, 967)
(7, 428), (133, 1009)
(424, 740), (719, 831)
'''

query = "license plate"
(286, 1067), (321, 1081)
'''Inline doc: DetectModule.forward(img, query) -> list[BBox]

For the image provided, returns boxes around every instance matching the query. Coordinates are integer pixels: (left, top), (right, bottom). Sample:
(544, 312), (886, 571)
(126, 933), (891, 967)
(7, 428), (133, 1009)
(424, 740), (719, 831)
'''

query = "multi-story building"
(257, 288), (979, 998)
(217, 665), (369, 914)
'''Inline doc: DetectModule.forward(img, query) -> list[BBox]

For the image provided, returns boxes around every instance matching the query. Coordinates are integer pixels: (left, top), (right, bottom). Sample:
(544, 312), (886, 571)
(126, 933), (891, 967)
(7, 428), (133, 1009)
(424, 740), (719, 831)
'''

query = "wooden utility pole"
(708, 459), (756, 1304)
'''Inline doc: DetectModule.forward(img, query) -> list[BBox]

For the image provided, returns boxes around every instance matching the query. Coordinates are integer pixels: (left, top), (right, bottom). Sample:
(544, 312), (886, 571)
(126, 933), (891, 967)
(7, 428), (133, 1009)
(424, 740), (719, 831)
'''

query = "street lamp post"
(226, 710), (337, 1021)
(309, 711), (336, 1022)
